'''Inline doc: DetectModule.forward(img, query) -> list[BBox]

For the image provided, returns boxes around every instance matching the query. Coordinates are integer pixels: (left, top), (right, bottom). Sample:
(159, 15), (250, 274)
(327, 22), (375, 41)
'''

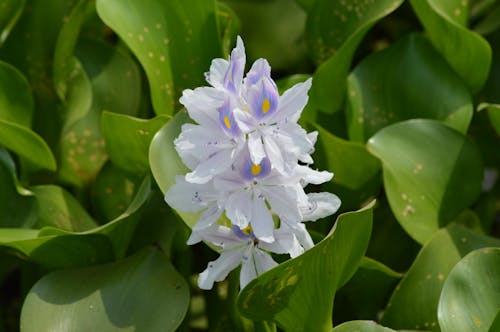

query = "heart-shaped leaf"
(237, 202), (374, 332)
(381, 224), (500, 330)
(20, 247), (189, 332)
(347, 34), (473, 142)
(101, 112), (169, 175)
(367, 119), (483, 244)
(438, 247), (500, 332)
(307, 0), (404, 114)
(409, 0), (491, 93)
(96, 0), (221, 115)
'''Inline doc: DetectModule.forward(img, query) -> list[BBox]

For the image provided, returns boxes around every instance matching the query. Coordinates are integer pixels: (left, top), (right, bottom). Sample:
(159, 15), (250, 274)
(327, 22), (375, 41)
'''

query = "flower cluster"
(165, 37), (340, 290)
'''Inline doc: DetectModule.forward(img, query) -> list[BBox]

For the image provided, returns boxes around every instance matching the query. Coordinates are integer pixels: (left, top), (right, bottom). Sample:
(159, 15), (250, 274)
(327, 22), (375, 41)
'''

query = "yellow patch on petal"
(251, 163), (262, 176)
(242, 225), (253, 235)
(262, 98), (271, 114)
(223, 115), (231, 129)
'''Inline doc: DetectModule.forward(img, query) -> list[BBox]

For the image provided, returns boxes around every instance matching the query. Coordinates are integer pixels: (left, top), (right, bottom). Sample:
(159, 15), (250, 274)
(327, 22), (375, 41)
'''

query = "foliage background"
(0, 0), (499, 331)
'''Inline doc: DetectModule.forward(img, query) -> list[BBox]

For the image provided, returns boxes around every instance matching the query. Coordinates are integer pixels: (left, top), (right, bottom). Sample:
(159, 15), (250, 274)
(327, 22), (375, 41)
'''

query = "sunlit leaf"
(20, 247), (189, 332)
(381, 224), (500, 330)
(96, 0), (221, 115)
(237, 202), (374, 331)
(409, 0), (491, 93)
(367, 119), (483, 244)
(101, 112), (169, 175)
(307, 0), (404, 114)
(347, 34), (473, 142)
(438, 247), (500, 332)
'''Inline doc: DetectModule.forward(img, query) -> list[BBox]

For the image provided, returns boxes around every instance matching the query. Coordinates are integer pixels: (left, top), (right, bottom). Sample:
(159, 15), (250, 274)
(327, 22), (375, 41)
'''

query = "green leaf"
(0, 148), (37, 228)
(237, 202), (374, 332)
(367, 119), (483, 244)
(347, 34), (473, 142)
(478, 103), (500, 136)
(31, 185), (98, 232)
(0, 60), (33, 127)
(0, 0), (25, 46)
(101, 112), (169, 175)
(20, 247), (189, 332)
(0, 176), (151, 269)
(307, 0), (404, 114)
(149, 111), (200, 228)
(333, 257), (401, 322)
(331, 320), (395, 332)
(473, 2), (500, 36)
(90, 162), (141, 222)
(217, 2), (241, 57)
(0, 120), (57, 172)
(409, 0), (491, 93)
(58, 39), (141, 187)
(306, 121), (381, 211)
(381, 224), (500, 330)
(438, 247), (500, 332)
(96, 0), (221, 115)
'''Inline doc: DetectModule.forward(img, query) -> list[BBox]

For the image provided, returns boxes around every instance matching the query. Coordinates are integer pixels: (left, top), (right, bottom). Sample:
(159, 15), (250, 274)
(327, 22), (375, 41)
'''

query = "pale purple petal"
(165, 176), (211, 213)
(206, 58), (229, 88)
(300, 192), (341, 222)
(193, 205), (224, 231)
(263, 135), (285, 173)
(225, 190), (253, 229)
(233, 108), (256, 133)
(269, 78), (312, 124)
(185, 149), (235, 184)
(248, 132), (266, 165)
(179, 88), (225, 129)
(260, 185), (301, 223)
(223, 36), (246, 93)
(250, 194), (275, 243)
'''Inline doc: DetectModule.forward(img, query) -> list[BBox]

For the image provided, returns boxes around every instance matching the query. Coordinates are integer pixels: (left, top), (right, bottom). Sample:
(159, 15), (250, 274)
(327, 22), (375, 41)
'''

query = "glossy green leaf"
(307, 0), (404, 114)
(381, 224), (500, 330)
(0, 0), (25, 46)
(409, 0), (491, 93)
(333, 257), (401, 322)
(0, 120), (57, 172)
(438, 247), (500, 332)
(31, 185), (97, 232)
(0, 176), (151, 269)
(0, 60), (33, 127)
(91, 162), (141, 222)
(149, 111), (199, 227)
(306, 121), (381, 211)
(217, 2), (241, 57)
(237, 202), (374, 332)
(331, 320), (395, 332)
(58, 39), (141, 187)
(20, 247), (189, 332)
(0, 148), (37, 228)
(96, 0), (221, 115)
(367, 119), (483, 244)
(101, 112), (169, 175)
(347, 34), (473, 142)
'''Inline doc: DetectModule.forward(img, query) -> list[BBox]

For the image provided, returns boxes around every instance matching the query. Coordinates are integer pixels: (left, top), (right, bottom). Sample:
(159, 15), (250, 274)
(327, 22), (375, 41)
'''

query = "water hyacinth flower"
(165, 36), (341, 290)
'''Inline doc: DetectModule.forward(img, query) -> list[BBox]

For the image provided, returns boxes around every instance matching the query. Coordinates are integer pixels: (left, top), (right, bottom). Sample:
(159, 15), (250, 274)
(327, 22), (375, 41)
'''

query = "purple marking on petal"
(246, 59), (272, 87)
(232, 224), (255, 239)
(241, 153), (272, 180)
(248, 78), (279, 120)
(224, 38), (245, 93)
(218, 100), (241, 137)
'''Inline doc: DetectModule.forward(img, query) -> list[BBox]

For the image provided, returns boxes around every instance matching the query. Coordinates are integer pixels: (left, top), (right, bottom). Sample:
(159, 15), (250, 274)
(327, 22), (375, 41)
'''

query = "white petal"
(263, 135), (285, 173)
(193, 205), (224, 231)
(179, 88), (224, 129)
(233, 108), (256, 133)
(198, 247), (246, 290)
(271, 78), (312, 123)
(165, 176), (209, 213)
(300, 192), (341, 222)
(196, 224), (248, 249)
(260, 186), (301, 223)
(214, 172), (246, 193)
(248, 132), (266, 165)
(288, 222), (314, 250)
(296, 165), (333, 185)
(253, 248), (278, 275)
(187, 230), (203, 245)
(250, 195), (275, 243)
(240, 245), (257, 289)
(225, 190), (253, 228)
(258, 226), (300, 256)
(206, 58), (229, 88)
(186, 148), (235, 184)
